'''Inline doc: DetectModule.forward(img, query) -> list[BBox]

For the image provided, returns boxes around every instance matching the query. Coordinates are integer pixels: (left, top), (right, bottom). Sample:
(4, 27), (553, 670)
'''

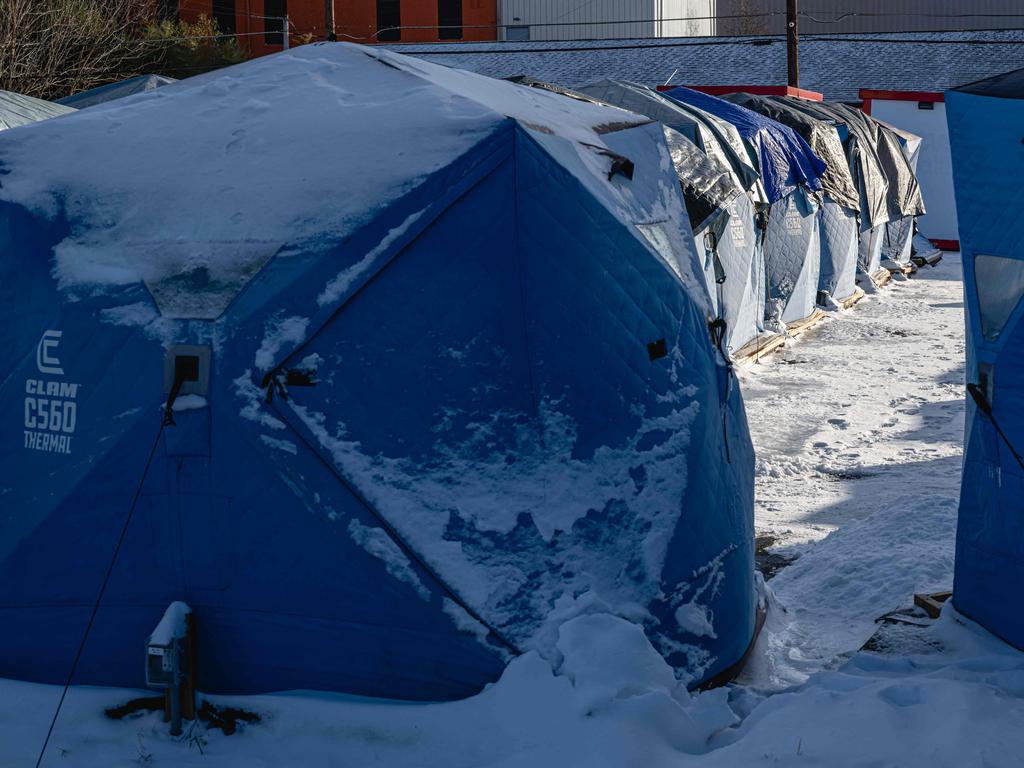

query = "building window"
(264, 0), (287, 46)
(378, 0), (401, 41)
(213, 0), (236, 36)
(506, 25), (529, 41)
(438, 0), (462, 40)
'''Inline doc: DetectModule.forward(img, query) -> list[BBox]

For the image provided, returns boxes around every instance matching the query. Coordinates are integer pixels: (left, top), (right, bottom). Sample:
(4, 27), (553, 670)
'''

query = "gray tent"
(0, 90), (74, 131)
(726, 93), (862, 305)
(878, 120), (925, 267)
(781, 99), (895, 279)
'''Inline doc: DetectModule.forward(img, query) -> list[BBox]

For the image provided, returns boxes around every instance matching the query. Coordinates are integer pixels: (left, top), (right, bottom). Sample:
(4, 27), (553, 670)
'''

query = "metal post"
(168, 650), (182, 736)
(325, 0), (336, 40)
(786, 0), (799, 88)
(283, 14), (290, 50)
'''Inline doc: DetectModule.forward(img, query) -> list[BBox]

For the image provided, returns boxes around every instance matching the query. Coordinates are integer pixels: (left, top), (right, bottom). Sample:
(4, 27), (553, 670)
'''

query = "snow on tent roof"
(954, 67), (1024, 99)
(0, 90), (74, 131)
(57, 74), (177, 109)
(723, 92), (860, 212)
(0, 44), (670, 321)
(663, 86), (826, 204)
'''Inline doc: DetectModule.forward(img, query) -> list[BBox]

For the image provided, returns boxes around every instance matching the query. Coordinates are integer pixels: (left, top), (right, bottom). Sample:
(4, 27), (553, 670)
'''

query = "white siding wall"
(659, 0), (718, 37)
(716, 0), (1024, 36)
(499, 0), (719, 40)
(870, 100), (958, 243)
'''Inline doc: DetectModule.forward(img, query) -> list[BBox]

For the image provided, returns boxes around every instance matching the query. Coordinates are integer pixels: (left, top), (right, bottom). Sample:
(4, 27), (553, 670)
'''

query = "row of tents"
(554, 79), (937, 360)
(0, 44), (937, 705)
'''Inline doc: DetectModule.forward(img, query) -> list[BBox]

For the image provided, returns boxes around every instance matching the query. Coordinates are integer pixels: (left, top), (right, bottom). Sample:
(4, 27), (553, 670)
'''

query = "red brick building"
(180, 1), (497, 57)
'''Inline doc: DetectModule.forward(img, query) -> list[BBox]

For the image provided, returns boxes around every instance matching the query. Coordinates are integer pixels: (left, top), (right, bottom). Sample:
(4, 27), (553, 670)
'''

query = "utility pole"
(325, 0), (336, 41)
(786, 0), (799, 88)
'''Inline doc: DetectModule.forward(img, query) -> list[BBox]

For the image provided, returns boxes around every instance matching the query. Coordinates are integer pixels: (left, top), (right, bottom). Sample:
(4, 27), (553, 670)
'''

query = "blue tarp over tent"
(948, 68), (1024, 650)
(0, 44), (756, 700)
(662, 87), (825, 204)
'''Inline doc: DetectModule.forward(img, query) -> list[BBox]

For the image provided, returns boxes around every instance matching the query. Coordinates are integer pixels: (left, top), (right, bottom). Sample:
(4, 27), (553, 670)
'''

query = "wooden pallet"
(872, 268), (893, 287)
(837, 287), (866, 310)
(886, 261), (917, 277)
(914, 591), (953, 619)
(785, 308), (827, 338)
(732, 332), (787, 365)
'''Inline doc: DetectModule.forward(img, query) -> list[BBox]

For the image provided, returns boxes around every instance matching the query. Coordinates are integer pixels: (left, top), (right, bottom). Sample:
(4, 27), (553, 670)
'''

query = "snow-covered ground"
(8, 255), (1024, 767)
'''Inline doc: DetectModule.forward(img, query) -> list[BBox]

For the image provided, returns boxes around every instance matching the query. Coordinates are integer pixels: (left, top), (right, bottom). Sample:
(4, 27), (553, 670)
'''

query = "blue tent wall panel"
(514, 127), (756, 683)
(701, 193), (766, 354)
(948, 87), (1024, 650)
(764, 191), (821, 325)
(818, 198), (859, 301)
(883, 215), (915, 265)
(858, 223), (885, 275)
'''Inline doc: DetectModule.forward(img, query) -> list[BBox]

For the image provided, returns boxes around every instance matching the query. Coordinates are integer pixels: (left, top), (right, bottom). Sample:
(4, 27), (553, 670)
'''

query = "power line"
(34, 423), (167, 768)
(801, 11), (1024, 23)
(373, 11), (787, 39)
(395, 33), (1024, 57)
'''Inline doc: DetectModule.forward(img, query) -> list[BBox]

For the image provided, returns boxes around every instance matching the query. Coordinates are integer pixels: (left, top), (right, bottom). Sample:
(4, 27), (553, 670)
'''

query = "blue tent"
(948, 68), (1024, 650)
(0, 44), (755, 700)
(663, 87), (827, 327)
(574, 80), (768, 358)
(57, 74), (176, 109)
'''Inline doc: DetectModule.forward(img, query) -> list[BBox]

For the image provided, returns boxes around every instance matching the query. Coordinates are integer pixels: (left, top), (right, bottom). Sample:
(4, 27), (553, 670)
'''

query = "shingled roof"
(388, 30), (1024, 102)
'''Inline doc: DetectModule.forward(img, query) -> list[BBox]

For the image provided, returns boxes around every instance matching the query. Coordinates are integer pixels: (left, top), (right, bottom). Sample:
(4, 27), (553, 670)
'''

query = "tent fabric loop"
(967, 383), (1024, 472)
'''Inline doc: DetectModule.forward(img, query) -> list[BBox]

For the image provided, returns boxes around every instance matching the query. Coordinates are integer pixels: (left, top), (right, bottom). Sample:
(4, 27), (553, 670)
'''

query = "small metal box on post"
(146, 601), (195, 735)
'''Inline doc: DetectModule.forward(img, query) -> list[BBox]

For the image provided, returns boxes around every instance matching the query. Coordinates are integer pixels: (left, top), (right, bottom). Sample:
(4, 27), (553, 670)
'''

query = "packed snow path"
(739, 258), (966, 687)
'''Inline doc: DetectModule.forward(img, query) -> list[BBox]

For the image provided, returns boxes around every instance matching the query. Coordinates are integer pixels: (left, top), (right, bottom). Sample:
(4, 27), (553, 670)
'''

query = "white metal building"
(716, 0), (1024, 36)
(498, 0), (720, 41)
(861, 90), (959, 248)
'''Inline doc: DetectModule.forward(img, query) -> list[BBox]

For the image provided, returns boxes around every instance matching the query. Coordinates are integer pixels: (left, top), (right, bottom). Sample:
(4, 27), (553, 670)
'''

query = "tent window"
(975, 254), (1024, 341)
(213, 0), (236, 36)
(918, 101), (935, 110)
(438, 0), (463, 40)
(378, 0), (401, 41)
(264, 0), (287, 45)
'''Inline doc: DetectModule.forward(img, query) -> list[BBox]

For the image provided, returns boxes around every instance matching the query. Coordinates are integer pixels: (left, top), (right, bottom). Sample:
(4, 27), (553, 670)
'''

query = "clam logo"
(36, 330), (64, 376)
(25, 330), (79, 455)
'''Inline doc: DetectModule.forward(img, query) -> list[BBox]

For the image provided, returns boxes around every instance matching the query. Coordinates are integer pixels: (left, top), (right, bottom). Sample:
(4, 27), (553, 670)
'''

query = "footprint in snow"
(827, 418), (848, 429)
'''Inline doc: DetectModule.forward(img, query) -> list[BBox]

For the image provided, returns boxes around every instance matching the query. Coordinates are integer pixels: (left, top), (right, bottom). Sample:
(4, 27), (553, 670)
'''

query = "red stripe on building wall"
(656, 84), (824, 101)
(859, 89), (945, 116)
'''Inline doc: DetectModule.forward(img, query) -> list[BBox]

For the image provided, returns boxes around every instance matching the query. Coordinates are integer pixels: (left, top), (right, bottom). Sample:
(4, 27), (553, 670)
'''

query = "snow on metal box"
(0, 44), (755, 699)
